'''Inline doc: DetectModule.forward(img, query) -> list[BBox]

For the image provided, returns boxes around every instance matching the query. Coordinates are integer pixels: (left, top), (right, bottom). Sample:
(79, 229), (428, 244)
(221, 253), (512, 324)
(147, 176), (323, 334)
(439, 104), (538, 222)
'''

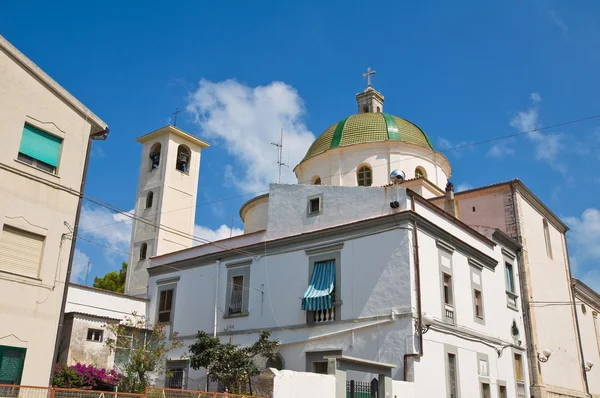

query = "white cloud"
(509, 93), (566, 171)
(549, 10), (568, 38)
(71, 249), (92, 284)
(186, 79), (315, 193)
(456, 183), (473, 192)
(564, 208), (600, 274)
(487, 140), (516, 158)
(79, 206), (133, 255)
(193, 224), (243, 245)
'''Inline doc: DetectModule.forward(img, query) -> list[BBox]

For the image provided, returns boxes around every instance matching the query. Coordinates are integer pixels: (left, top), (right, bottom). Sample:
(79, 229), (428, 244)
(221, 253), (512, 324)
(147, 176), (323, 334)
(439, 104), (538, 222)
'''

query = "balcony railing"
(313, 307), (335, 324)
(444, 304), (455, 325)
(228, 290), (243, 315)
(506, 291), (518, 310)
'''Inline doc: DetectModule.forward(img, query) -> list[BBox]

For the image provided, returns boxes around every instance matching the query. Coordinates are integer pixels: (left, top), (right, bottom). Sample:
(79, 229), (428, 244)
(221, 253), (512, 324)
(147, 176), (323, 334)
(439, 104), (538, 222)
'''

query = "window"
(376, 106), (381, 113)
(139, 243), (148, 260)
(448, 353), (458, 398)
(444, 274), (453, 306)
(474, 290), (482, 318)
(582, 304), (587, 315)
(149, 142), (161, 170)
(146, 191), (154, 209)
(225, 264), (250, 317)
(499, 385), (507, 398)
(363, 105), (369, 113)
(309, 197), (320, 214)
(313, 362), (328, 374)
(0, 225), (44, 279)
(229, 275), (244, 315)
(481, 382), (490, 398)
(87, 329), (103, 342)
(357, 165), (372, 186)
(312, 176), (321, 185)
(415, 166), (427, 179)
(514, 353), (526, 397)
(165, 360), (188, 389)
(158, 288), (174, 323)
(303, 259), (337, 324)
(0, 345), (26, 385)
(543, 219), (553, 259)
(176, 145), (191, 173)
(505, 263), (515, 293)
(17, 124), (62, 174)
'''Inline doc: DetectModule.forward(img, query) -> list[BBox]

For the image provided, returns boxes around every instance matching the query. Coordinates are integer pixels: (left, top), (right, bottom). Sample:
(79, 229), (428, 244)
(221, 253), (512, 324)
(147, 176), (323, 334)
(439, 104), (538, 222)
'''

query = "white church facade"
(61, 79), (600, 398)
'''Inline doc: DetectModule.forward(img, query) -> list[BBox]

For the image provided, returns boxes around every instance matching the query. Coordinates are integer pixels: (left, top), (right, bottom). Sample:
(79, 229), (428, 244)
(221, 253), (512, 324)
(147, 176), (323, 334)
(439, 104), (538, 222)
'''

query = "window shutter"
(19, 124), (62, 167)
(0, 225), (45, 278)
(0, 346), (27, 385)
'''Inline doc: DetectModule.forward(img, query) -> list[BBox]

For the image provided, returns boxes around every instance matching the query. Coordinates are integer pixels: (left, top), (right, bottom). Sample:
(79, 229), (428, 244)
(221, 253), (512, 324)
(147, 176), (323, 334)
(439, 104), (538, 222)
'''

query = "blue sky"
(2, 1), (599, 288)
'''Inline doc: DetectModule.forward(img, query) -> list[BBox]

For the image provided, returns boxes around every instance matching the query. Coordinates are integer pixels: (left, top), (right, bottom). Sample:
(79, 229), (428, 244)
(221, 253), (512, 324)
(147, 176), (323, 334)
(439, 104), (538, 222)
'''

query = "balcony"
(444, 304), (455, 325)
(228, 289), (243, 315)
(312, 307), (335, 324)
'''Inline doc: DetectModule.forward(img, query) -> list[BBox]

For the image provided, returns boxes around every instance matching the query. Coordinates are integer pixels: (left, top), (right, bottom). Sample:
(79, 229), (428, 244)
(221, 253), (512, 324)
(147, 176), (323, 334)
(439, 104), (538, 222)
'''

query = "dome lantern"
(356, 67), (384, 114)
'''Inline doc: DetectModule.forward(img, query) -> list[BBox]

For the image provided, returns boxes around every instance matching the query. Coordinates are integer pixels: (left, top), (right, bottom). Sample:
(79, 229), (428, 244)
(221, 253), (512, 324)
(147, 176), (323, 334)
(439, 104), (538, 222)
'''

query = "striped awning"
(301, 261), (335, 311)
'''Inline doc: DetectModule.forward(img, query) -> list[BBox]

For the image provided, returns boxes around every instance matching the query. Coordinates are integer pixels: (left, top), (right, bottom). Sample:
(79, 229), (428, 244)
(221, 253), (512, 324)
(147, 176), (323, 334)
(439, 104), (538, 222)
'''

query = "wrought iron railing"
(228, 290), (243, 315)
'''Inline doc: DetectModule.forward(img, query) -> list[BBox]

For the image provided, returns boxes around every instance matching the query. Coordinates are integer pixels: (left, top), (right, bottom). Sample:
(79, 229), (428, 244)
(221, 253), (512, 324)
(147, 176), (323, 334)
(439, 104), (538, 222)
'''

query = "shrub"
(52, 363), (122, 389)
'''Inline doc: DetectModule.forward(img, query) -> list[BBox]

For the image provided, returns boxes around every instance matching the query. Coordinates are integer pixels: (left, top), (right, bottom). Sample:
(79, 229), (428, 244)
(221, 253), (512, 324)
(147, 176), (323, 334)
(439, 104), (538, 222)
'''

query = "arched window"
(312, 176), (322, 185)
(363, 105), (369, 113)
(146, 191), (154, 209)
(415, 166), (427, 179)
(543, 219), (553, 259)
(149, 143), (161, 170)
(376, 106), (381, 113)
(176, 145), (191, 173)
(139, 243), (147, 260)
(357, 165), (372, 186)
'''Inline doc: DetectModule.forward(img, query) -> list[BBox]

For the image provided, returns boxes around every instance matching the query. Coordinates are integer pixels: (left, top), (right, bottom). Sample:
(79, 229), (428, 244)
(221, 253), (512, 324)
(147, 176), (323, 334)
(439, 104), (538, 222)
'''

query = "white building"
(0, 35), (109, 386)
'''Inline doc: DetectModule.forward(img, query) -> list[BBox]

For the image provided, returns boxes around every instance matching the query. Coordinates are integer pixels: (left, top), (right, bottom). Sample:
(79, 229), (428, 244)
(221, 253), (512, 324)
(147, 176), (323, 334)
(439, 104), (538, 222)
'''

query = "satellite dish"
(390, 169), (406, 184)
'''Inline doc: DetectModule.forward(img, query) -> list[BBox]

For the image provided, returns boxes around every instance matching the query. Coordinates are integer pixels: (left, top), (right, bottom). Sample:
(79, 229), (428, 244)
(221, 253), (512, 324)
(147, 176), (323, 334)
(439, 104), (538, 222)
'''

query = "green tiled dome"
(302, 112), (435, 162)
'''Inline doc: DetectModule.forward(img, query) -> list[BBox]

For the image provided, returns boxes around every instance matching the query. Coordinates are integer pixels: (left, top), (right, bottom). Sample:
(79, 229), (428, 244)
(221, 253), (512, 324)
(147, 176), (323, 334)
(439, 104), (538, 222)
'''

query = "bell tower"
(125, 125), (209, 297)
(356, 67), (384, 114)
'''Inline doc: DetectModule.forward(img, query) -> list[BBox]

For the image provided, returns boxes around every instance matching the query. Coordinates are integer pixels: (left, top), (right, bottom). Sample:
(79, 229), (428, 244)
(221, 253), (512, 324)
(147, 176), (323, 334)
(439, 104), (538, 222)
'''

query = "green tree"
(93, 262), (127, 293)
(104, 312), (184, 393)
(188, 330), (279, 394)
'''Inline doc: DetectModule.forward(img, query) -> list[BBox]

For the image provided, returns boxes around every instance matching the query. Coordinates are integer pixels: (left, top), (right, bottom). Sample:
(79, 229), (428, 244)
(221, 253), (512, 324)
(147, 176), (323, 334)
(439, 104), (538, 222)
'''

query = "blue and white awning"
(301, 261), (335, 311)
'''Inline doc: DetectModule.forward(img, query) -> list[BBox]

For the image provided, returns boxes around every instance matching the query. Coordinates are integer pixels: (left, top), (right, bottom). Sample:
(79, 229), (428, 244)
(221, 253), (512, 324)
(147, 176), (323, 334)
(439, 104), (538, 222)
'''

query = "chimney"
(444, 181), (459, 219)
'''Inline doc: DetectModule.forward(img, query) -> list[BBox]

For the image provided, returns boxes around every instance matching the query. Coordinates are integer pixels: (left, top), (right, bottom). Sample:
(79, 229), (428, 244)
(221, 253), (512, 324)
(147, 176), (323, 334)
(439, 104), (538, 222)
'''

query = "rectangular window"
(229, 275), (244, 315)
(303, 260), (336, 324)
(499, 385), (507, 398)
(17, 124), (62, 174)
(0, 225), (45, 279)
(474, 290), (482, 318)
(0, 345), (27, 385)
(481, 382), (490, 398)
(514, 353), (523, 381)
(505, 263), (515, 293)
(444, 274), (453, 306)
(313, 362), (328, 374)
(165, 360), (188, 389)
(309, 197), (320, 214)
(158, 289), (174, 323)
(86, 329), (103, 342)
(225, 263), (251, 317)
(543, 219), (553, 259)
(448, 353), (458, 398)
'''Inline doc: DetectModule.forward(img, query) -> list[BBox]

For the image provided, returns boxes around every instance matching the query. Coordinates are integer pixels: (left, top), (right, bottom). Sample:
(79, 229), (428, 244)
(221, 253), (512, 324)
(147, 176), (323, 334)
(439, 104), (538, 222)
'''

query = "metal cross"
(363, 67), (376, 87)
(172, 108), (181, 127)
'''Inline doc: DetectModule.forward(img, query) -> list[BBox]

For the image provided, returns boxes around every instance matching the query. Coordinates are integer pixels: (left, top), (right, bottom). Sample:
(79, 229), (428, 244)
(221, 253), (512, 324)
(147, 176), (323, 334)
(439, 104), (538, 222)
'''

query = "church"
(62, 73), (598, 398)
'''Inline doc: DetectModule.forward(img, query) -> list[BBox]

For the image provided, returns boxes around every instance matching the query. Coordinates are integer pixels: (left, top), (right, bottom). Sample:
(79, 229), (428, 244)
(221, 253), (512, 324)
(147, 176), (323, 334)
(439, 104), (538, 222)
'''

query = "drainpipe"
(213, 259), (221, 337)
(566, 240), (591, 397)
(404, 192), (424, 381)
(510, 185), (539, 393)
(49, 127), (109, 383)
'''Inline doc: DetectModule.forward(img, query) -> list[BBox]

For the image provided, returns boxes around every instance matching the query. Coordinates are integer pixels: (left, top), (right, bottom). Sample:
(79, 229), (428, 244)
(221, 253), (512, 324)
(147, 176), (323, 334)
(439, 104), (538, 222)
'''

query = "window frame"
(356, 165), (373, 187)
(165, 359), (189, 390)
(513, 351), (527, 398)
(0, 345), (27, 385)
(444, 344), (460, 398)
(175, 144), (191, 174)
(543, 219), (553, 259)
(306, 250), (342, 325)
(17, 123), (63, 175)
(86, 329), (104, 342)
(470, 265), (485, 325)
(139, 243), (148, 261)
(146, 191), (154, 209)
(224, 261), (251, 318)
(504, 253), (519, 311)
(156, 286), (175, 324)
(439, 246), (456, 325)
(149, 142), (162, 171)
(307, 194), (323, 217)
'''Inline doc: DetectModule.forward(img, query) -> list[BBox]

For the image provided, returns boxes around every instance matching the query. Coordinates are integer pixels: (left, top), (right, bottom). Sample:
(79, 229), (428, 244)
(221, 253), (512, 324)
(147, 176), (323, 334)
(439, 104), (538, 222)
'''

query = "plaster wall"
(574, 300), (600, 396)
(242, 197), (269, 234)
(453, 190), (510, 233)
(294, 141), (449, 191)
(270, 369), (336, 398)
(0, 41), (105, 386)
(65, 284), (148, 320)
(264, 184), (407, 241)
(61, 315), (116, 370)
(517, 194), (584, 393)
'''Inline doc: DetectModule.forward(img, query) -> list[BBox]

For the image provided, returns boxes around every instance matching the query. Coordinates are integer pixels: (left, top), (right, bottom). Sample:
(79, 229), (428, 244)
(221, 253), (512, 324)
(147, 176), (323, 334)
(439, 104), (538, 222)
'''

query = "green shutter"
(19, 124), (62, 167)
(0, 346), (26, 385)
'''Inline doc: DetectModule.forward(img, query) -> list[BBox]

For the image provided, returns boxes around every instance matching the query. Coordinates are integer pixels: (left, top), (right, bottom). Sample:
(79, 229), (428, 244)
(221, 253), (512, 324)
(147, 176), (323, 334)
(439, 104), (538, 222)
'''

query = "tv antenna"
(271, 128), (288, 183)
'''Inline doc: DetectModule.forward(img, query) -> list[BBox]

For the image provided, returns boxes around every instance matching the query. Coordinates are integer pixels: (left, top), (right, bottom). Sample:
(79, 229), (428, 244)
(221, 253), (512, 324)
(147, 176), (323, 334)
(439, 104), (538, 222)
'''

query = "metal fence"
(0, 385), (144, 398)
(146, 387), (264, 398)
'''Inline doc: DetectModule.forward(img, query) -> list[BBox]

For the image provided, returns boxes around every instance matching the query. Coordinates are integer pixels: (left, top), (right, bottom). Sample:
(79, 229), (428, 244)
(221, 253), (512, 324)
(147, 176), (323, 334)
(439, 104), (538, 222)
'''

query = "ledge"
(223, 312), (249, 319)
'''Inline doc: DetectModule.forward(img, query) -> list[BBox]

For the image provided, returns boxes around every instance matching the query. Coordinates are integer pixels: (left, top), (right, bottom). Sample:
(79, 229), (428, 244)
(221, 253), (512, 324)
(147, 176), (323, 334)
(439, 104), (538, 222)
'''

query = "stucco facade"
(0, 35), (108, 386)
(146, 184), (529, 397)
(573, 279), (600, 397)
